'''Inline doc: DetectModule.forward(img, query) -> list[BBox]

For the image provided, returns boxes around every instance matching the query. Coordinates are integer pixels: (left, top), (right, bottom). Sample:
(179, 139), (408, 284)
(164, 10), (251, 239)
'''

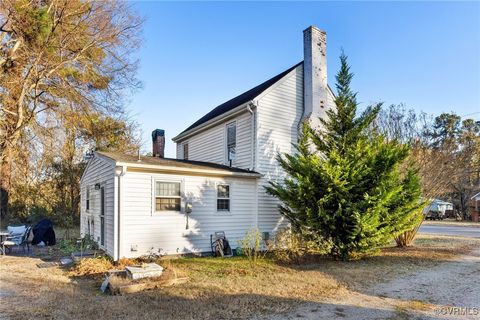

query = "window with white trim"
(226, 122), (236, 163)
(155, 181), (181, 211)
(86, 186), (90, 211)
(217, 184), (230, 211)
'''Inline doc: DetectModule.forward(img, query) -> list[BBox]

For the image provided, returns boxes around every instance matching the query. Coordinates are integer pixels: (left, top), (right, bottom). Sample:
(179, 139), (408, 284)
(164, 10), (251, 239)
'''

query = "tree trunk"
(395, 217), (424, 247)
(0, 144), (13, 222)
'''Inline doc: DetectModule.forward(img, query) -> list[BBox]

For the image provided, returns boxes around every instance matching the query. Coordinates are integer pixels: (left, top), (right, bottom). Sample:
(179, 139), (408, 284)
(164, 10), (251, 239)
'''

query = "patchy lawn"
(0, 234), (479, 320)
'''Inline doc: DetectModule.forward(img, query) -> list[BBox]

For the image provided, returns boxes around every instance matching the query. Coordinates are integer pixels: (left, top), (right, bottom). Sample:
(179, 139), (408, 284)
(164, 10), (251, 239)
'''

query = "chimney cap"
(152, 129), (165, 140)
(303, 25), (326, 34)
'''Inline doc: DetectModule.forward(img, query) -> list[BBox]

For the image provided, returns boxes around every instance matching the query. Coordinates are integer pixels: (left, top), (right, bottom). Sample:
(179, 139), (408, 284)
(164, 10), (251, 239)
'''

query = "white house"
(80, 26), (336, 260)
(428, 199), (454, 214)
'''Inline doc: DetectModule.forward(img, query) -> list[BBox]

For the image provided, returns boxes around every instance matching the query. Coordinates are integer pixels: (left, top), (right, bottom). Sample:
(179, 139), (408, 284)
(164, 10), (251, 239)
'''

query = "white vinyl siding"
(255, 64), (336, 233)
(120, 171), (257, 257)
(255, 64), (304, 232)
(80, 156), (116, 256)
(183, 143), (189, 160)
(175, 111), (253, 170)
(176, 143), (183, 159)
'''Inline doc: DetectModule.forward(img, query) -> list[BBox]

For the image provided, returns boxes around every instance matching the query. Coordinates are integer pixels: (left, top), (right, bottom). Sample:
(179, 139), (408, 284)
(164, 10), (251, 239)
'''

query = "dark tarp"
(32, 219), (56, 246)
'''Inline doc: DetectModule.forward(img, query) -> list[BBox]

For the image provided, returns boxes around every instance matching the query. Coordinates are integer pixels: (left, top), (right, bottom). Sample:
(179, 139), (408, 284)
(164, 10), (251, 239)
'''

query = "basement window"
(155, 181), (181, 212)
(226, 122), (236, 163)
(217, 184), (230, 211)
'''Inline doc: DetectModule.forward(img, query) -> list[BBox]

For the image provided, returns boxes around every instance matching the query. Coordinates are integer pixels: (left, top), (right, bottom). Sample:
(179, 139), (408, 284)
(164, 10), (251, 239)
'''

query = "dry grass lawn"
(0, 234), (478, 320)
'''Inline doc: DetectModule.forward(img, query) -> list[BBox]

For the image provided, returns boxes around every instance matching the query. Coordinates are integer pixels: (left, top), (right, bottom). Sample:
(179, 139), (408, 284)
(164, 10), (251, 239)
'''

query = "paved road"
(419, 224), (480, 238)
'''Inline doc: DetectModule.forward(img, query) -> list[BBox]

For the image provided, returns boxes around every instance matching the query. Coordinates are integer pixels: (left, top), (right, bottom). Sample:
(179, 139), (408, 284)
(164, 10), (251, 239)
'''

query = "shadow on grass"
(0, 273), (443, 320)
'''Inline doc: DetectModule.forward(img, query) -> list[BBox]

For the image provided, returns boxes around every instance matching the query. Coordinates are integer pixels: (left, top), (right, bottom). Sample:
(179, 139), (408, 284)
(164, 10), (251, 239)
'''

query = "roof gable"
(176, 62), (303, 137)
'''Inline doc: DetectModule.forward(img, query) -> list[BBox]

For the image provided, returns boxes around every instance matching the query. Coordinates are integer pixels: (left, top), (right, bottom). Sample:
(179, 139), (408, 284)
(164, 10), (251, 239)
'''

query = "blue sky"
(129, 1), (480, 157)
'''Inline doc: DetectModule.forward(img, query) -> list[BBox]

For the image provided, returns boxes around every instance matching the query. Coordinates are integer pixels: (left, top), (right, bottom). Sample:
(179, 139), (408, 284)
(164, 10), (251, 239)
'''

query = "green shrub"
(266, 54), (423, 260)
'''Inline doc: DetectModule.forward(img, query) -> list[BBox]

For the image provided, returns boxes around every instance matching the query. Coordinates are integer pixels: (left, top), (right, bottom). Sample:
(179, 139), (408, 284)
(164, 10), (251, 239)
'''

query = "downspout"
(247, 101), (257, 171)
(248, 101), (259, 230)
(115, 165), (126, 261)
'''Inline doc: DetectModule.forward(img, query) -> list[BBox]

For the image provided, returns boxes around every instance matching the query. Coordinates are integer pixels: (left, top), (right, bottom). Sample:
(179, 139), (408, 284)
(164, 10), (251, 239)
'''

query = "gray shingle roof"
(96, 151), (260, 176)
(178, 62), (303, 136)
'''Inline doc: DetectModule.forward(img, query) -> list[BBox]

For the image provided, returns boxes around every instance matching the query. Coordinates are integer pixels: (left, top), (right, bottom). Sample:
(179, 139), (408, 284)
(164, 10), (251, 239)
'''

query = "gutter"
(115, 165), (126, 261)
(118, 162), (262, 178)
(247, 101), (257, 171)
(172, 101), (253, 142)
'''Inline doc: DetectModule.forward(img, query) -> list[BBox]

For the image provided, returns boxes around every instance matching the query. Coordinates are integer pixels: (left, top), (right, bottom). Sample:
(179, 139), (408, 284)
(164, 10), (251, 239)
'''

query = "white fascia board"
(80, 152), (116, 184)
(172, 102), (253, 143)
(79, 159), (93, 184)
(117, 161), (262, 179)
(327, 84), (336, 100)
(253, 64), (302, 103)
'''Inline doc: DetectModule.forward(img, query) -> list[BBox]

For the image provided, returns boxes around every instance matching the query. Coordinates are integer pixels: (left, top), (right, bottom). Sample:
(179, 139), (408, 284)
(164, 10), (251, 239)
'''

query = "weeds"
(238, 228), (265, 266)
(58, 239), (77, 254)
(270, 228), (330, 264)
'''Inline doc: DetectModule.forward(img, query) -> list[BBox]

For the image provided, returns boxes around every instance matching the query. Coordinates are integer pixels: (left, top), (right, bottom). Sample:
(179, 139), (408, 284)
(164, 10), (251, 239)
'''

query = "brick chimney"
(152, 129), (165, 158)
(303, 26), (328, 128)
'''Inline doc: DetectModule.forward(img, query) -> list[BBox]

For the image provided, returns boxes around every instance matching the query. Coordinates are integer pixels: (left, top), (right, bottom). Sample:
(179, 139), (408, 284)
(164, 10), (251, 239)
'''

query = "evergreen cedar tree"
(266, 54), (424, 260)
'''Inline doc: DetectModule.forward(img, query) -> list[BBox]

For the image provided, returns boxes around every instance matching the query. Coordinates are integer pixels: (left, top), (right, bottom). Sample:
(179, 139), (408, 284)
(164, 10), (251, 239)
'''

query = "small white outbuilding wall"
(80, 152), (260, 260)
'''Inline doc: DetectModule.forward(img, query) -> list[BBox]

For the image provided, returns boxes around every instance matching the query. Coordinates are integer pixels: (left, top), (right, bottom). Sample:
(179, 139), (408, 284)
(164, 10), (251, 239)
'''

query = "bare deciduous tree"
(375, 105), (480, 246)
(0, 0), (142, 218)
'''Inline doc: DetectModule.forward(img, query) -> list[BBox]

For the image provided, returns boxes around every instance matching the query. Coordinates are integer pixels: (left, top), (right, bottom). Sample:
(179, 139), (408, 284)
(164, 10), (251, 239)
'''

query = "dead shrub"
(270, 228), (330, 264)
(68, 257), (114, 278)
(117, 258), (140, 270)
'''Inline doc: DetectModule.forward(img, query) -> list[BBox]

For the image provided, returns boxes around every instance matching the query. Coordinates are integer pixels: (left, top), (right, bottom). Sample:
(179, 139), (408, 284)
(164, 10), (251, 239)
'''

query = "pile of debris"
(36, 252), (188, 294)
(101, 262), (188, 295)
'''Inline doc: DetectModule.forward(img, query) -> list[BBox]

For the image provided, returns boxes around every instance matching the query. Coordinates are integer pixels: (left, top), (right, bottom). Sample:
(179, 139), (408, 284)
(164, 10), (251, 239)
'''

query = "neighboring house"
(429, 199), (454, 214)
(80, 26), (336, 260)
(469, 192), (480, 222)
(424, 199), (454, 220)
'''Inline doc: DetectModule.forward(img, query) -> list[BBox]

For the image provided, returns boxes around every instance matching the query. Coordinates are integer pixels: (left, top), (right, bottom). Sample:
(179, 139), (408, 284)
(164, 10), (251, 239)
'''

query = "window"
(155, 181), (181, 211)
(86, 187), (90, 211)
(217, 184), (230, 211)
(226, 122), (236, 162)
(183, 143), (189, 160)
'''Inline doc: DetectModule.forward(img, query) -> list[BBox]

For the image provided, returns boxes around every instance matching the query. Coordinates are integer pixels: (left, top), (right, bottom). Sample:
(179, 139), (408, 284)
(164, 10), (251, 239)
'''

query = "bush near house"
(266, 54), (424, 261)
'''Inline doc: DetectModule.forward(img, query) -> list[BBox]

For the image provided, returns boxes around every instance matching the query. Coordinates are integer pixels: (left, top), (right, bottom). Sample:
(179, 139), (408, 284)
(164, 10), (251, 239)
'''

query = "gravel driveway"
(270, 247), (480, 320)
